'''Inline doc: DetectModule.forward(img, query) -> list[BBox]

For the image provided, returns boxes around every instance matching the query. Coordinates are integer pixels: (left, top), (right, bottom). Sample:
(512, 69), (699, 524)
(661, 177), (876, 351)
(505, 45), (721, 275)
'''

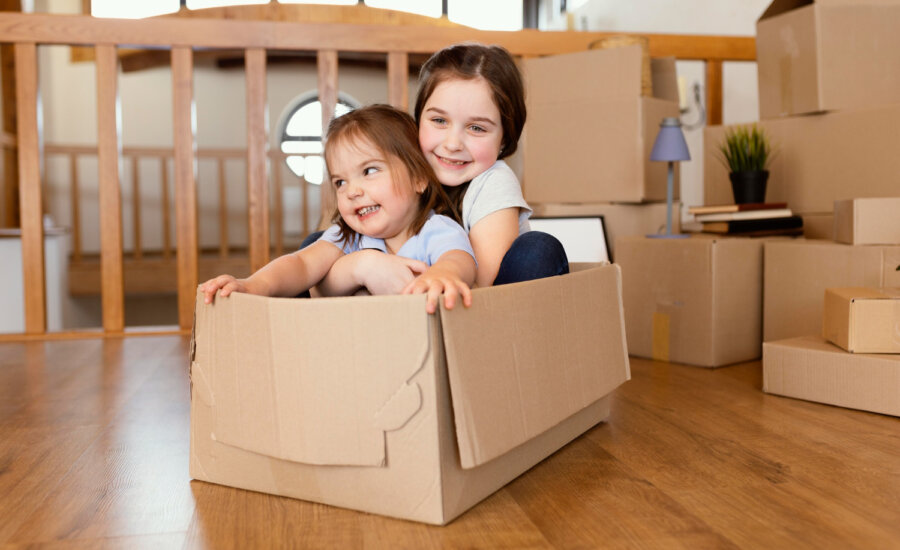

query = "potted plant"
(719, 124), (772, 204)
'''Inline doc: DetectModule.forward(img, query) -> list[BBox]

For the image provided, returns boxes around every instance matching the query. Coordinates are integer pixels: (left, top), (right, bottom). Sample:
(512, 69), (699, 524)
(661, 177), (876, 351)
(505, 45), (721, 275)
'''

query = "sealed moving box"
(834, 198), (900, 245)
(763, 336), (900, 417)
(823, 287), (900, 354)
(616, 235), (765, 367)
(704, 105), (900, 214)
(522, 45), (680, 204)
(764, 240), (900, 342)
(756, 0), (900, 119)
(190, 265), (630, 525)
(531, 201), (680, 258)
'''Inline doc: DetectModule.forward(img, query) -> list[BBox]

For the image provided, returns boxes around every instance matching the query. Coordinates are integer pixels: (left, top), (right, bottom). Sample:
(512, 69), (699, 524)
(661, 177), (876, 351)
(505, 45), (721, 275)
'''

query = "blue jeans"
(493, 230), (569, 286)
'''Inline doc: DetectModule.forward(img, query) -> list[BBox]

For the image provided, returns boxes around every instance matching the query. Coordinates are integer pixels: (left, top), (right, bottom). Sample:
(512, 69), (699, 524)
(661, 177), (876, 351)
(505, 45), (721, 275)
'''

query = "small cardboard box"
(834, 198), (900, 245)
(757, 0), (900, 119)
(823, 287), (900, 353)
(764, 240), (900, 342)
(522, 45), (680, 204)
(763, 336), (900, 417)
(189, 265), (630, 525)
(616, 235), (765, 367)
(531, 201), (681, 258)
(704, 105), (900, 214)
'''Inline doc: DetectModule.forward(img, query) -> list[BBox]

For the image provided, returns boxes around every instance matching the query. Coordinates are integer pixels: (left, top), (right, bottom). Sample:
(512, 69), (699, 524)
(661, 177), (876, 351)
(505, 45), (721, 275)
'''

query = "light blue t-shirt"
(319, 212), (475, 266)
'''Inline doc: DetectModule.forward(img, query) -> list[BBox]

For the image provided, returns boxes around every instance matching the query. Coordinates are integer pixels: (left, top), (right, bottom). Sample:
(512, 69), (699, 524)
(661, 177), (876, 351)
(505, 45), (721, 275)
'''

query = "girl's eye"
(363, 166), (379, 176)
(430, 117), (447, 126)
(469, 124), (486, 133)
(333, 179), (346, 188)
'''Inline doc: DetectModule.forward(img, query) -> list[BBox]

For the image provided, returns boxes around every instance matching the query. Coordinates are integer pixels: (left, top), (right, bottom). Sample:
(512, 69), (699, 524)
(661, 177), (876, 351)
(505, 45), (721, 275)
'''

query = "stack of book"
(689, 202), (804, 236)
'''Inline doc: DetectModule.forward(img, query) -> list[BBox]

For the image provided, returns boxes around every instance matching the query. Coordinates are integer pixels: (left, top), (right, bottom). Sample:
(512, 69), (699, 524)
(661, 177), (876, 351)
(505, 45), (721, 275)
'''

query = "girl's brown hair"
(324, 104), (457, 246)
(414, 43), (526, 160)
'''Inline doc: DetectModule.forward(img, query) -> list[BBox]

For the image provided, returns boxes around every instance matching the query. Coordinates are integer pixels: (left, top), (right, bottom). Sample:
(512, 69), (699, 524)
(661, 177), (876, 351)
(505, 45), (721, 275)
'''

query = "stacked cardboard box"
(763, 201), (900, 415)
(704, 0), (900, 233)
(190, 265), (631, 524)
(518, 45), (684, 250)
(616, 234), (766, 367)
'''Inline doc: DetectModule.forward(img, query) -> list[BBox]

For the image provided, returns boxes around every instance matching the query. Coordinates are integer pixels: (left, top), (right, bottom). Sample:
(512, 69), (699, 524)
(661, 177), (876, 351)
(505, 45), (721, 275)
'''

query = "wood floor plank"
(1, 337), (898, 549)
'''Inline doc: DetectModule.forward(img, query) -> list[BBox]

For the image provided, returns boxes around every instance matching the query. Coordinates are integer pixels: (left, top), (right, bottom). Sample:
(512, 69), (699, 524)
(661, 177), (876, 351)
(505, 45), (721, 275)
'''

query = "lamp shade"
(649, 117), (690, 162)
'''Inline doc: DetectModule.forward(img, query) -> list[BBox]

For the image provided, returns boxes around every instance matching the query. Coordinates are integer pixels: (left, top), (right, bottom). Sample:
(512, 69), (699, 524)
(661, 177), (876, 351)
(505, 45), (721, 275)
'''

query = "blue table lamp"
(648, 117), (690, 239)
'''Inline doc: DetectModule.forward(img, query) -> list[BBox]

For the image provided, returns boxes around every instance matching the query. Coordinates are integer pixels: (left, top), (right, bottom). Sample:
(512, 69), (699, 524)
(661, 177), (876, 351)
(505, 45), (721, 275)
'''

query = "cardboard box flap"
(192, 291), (430, 467)
(760, 0), (813, 20)
(439, 265), (630, 469)
(830, 287), (900, 301)
(524, 46), (643, 105)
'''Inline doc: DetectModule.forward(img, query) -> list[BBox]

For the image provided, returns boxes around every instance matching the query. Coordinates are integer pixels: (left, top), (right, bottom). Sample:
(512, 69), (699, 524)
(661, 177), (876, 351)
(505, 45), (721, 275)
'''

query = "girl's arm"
(315, 250), (428, 296)
(467, 207), (520, 288)
(200, 240), (343, 303)
(402, 249), (477, 314)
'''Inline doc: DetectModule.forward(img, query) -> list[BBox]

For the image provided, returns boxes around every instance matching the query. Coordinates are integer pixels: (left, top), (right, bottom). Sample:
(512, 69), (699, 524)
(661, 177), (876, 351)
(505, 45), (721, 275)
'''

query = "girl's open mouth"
(356, 205), (380, 218)
(438, 155), (469, 167)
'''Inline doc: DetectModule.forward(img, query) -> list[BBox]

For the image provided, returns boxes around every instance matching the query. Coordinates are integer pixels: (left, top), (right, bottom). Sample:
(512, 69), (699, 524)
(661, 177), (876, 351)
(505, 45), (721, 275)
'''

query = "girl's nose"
(346, 181), (363, 198)
(444, 131), (463, 152)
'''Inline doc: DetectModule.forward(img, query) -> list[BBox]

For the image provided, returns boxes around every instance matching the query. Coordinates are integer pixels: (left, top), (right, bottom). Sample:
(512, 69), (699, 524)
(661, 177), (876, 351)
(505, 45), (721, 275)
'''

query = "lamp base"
(646, 233), (690, 239)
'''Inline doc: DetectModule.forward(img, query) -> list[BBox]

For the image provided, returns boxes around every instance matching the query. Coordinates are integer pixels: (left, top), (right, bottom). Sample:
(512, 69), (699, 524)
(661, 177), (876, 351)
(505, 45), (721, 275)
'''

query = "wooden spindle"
(705, 59), (723, 126)
(172, 46), (198, 330)
(245, 47), (269, 271)
(69, 152), (81, 262)
(131, 155), (142, 260)
(273, 159), (283, 257)
(317, 49), (338, 230)
(160, 156), (172, 260)
(387, 51), (408, 111)
(217, 157), (228, 259)
(96, 44), (124, 333)
(15, 42), (45, 334)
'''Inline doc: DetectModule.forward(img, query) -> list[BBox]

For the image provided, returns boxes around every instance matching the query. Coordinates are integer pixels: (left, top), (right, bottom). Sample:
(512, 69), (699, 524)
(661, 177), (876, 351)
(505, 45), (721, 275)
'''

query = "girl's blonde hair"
(324, 104), (457, 245)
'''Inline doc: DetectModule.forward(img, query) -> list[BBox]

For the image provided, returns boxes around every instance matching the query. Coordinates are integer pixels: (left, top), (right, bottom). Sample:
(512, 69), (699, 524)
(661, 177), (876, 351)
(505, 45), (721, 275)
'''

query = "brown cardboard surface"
(763, 239), (900, 342)
(441, 266), (629, 468)
(190, 265), (630, 524)
(763, 336), (900, 417)
(704, 106), (900, 213)
(757, 0), (900, 119)
(823, 287), (900, 353)
(531, 202), (681, 257)
(522, 46), (680, 204)
(616, 235), (765, 367)
(834, 198), (900, 245)
(801, 213), (833, 240)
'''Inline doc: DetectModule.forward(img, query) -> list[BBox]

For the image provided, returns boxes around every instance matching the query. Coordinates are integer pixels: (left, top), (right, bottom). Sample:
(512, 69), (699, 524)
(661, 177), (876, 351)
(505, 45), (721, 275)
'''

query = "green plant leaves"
(718, 124), (771, 172)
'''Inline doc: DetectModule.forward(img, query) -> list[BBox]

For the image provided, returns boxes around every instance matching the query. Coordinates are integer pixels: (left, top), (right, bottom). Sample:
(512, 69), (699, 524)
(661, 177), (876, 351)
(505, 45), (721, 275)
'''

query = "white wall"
(568, 0), (771, 217)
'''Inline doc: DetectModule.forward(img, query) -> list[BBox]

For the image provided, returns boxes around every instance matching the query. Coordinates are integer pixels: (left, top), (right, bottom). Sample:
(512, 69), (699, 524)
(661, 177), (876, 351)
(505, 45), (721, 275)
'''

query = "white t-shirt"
(461, 160), (532, 235)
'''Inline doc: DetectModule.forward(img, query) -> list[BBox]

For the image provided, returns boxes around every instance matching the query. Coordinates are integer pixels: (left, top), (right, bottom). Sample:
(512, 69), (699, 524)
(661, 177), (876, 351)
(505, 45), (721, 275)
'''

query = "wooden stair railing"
(0, 11), (755, 340)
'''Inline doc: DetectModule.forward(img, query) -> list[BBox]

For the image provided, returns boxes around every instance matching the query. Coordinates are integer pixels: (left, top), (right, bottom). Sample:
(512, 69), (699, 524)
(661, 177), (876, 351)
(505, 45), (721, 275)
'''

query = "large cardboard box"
(704, 105), (900, 214)
(531, 201), (681, 258)
(190, 266), (630, 525)
(757, 0), (900, 119)
(763, 336), (900, 416)
(834, 197), (900, 245)
(616, 235), (765, 367)
(823, 287), (900, 354)
(764, 240), (900, 342)
(522, 45), (680, 204)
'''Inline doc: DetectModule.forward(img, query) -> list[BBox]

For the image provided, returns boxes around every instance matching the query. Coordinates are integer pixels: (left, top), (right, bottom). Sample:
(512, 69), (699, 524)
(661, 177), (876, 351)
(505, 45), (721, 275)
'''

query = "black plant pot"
(729, 170), (769, 204)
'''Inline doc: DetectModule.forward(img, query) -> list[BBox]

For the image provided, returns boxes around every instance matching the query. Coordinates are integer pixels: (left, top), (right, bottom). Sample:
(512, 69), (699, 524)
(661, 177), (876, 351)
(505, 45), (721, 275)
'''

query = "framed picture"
(529, 216), (611, 263)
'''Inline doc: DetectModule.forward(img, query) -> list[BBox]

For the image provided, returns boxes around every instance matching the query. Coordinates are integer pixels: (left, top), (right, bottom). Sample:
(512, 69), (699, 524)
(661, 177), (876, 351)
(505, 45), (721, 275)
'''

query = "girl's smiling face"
(330, 136), (425, 253)
(418, 77), (504, 187)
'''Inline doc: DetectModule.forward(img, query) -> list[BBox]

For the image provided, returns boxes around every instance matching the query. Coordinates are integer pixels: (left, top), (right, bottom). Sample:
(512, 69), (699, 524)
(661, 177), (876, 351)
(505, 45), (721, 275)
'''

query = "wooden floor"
(1, 336), (898, 549)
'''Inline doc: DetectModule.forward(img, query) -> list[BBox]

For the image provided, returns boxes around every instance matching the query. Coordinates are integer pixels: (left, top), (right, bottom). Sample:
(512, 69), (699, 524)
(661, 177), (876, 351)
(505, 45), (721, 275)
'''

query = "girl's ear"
(413, 178), (428, 194)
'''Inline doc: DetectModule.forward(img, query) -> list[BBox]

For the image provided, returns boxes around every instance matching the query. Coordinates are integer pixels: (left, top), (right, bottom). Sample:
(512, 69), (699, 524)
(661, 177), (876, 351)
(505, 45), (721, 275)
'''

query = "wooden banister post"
(172, 46), (198, 331)
(387, 51), (408, 111)
(245, 47), (269, 272)
(15, 41), (45, 334)
(705, 59), (723, 126)
(317, 49), (338, 230)
(96, 44), (124, 333)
